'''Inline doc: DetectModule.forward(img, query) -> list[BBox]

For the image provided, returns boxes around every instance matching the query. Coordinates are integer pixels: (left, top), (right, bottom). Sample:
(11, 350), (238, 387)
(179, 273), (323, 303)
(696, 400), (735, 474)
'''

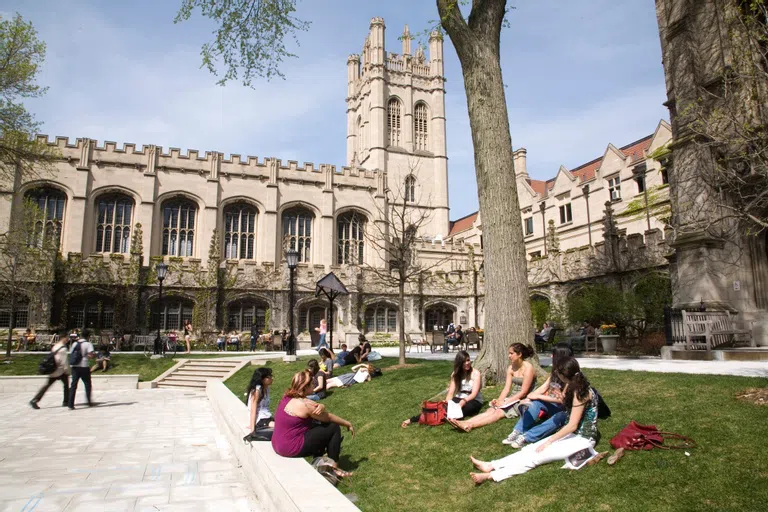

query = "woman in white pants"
(469, 357), (599, 484)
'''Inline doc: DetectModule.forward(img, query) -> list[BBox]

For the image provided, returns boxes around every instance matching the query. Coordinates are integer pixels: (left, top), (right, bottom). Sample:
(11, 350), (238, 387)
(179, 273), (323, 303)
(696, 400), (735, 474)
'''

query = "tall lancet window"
(414, 103), (429, 151)
(387, 98), (402, 147)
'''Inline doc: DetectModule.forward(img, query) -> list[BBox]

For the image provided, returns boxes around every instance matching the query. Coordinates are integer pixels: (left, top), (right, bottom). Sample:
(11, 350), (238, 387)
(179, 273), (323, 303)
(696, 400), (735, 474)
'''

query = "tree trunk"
(398, 279), (406, 365)
(438, 0), (534, 381)
(6, 286), (16, 358)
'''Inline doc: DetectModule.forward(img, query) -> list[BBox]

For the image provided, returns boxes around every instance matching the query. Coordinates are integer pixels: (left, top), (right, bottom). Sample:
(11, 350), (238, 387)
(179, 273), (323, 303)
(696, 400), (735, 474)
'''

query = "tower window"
(608, 176), (621, 201)
(524, 216), (534, 236)
(337, 211), (365, 265)
(25, 187), (66, 249)
(414, 103), (428, 151)
(559, 203), (572, 224)
(405, 175), (416, 202)
(387, 98), (402, 147)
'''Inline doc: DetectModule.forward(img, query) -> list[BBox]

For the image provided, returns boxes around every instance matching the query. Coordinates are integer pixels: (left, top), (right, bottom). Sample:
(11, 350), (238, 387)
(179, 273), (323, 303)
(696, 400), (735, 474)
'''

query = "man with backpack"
(68, 329), (96, 410)
(29, 332), (73, 409)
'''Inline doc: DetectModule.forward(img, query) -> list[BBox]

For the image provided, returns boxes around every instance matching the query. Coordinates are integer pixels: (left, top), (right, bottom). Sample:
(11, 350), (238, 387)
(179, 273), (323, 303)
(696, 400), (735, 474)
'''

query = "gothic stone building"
(1, 18), (675, 346)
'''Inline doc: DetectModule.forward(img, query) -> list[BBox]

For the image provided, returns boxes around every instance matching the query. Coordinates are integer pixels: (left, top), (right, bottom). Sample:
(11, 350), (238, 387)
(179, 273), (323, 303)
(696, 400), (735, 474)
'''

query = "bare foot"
(447, 418), (472, 433)
(334, 468), (353, 479)
(470, 456), (493, 473)
(401, 419), (411, 428)
(470, 472), (492, 485)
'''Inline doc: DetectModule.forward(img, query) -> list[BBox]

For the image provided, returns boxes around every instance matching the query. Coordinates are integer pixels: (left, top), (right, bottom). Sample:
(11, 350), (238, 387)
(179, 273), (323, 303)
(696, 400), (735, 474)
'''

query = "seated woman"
(306, 359), (328, 401)
(335, 345), (363, 369)
(247, 367), (275, 431)
(90, 344), (111, 372)
(402, 350), (483, 427)
(469, 357), (599, 484)
(217, 331), (226, 352)
(502, 343), (573, 448)
(359, 341), (372, 362)
(318, 348), (335, 377)
(448, 343), (536, 433)
(228, 330), (241, 351)
(271, 370), (355, 477)
(326, 364), (373, 390)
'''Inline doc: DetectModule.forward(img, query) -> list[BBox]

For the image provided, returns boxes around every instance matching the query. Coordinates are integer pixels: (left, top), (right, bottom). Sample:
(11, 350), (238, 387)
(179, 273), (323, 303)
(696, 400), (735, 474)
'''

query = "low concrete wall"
(0, 374), (139, 393)
(206, 380), (359, 512)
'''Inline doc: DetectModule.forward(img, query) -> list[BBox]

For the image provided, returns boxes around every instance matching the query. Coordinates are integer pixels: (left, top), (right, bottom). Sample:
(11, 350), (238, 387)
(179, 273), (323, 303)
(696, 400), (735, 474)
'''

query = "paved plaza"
(0, 388), (258, 512)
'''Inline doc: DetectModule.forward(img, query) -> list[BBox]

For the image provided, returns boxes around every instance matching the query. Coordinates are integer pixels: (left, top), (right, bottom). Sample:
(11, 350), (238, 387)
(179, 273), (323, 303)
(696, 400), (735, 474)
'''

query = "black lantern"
(154, 263), (168, 355)
(285, 249), (299, 357)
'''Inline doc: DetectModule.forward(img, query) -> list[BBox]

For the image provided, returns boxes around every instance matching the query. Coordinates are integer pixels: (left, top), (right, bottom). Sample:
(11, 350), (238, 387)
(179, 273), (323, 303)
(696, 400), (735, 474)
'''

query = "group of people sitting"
(403, 342), (602, 484)
(247, 338), (601, 486)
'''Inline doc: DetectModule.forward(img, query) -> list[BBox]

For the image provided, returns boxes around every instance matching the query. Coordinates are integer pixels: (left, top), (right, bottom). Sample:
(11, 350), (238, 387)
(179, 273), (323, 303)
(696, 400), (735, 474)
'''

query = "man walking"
(29, 333), (72, 409)
(68, 329), (96, 410)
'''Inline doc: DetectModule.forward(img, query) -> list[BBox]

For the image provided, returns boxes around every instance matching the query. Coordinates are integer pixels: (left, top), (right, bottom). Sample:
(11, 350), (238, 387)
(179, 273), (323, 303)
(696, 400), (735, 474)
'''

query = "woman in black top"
(342, 346), (363, 367)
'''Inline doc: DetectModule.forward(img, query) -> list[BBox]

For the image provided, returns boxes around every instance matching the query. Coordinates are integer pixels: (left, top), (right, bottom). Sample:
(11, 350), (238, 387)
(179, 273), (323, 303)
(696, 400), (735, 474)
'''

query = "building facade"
(1, 17), (678, 345)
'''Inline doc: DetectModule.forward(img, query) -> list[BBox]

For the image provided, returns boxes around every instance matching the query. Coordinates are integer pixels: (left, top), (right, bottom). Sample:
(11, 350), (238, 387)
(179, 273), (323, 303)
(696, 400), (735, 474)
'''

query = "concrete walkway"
(0, 388), (259, 512)
(352, 347), (768, 378)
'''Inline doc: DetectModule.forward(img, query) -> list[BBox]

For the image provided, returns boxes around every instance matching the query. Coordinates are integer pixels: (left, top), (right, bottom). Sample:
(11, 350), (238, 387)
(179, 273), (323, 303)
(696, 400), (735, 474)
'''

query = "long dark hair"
(307, 359), (326, 392)
(551, 342), (574, 385)
(319, 347), (333, 361)
(246, 367), (273, 402)
(509, 343), (535, 360)
(560, 358), (591, 409)
(452, 350), (473, 393)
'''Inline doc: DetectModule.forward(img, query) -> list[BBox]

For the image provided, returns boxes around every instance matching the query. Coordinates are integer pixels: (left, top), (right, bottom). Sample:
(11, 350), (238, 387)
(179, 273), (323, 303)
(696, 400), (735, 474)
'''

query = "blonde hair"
(285, 370), (313, 398)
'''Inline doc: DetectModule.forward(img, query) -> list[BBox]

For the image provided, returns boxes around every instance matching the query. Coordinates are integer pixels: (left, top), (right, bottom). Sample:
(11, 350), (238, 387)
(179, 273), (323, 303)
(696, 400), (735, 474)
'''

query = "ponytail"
(560, 357), (591, 408)
(510, 342), (535, 360)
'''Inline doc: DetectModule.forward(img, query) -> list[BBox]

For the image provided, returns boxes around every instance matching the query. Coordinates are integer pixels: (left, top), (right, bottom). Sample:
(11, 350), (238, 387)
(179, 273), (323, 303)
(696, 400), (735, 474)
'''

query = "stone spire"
(402, 25), (411, 55)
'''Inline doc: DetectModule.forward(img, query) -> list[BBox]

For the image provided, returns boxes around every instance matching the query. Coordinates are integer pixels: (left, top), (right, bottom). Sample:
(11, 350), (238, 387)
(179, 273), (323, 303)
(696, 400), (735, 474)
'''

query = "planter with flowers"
(598, 324), (619, 353)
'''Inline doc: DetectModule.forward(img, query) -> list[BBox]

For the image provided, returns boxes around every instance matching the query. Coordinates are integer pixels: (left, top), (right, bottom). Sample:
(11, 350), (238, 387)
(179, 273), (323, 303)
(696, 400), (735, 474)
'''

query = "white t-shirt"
(70, 340), (95, 368)
(247, 385), (272, 422)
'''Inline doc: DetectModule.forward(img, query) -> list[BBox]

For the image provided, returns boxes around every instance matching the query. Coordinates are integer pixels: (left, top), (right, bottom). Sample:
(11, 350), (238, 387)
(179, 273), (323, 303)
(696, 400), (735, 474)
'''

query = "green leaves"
(175, 0), (310, 85)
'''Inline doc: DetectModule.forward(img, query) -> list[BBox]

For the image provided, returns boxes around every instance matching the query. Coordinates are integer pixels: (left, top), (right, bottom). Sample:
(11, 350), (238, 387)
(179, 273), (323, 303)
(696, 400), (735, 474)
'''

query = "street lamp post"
(154, 263), (168, 356)
(285, 249), (299, 362)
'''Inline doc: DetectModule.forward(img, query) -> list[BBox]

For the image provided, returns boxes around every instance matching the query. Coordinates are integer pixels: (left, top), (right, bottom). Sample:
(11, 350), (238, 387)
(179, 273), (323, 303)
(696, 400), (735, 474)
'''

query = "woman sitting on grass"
(469, 357), (599, 484)
(402, 350), (483, 427)
(326, 363), (373, 390)
(272, 370), (355, 477)
(318, 348), (335, 377)
(335, 345), (363, 368)
(502, 343), (573, 448)
(247, 367), (275, 431)
(306, 359), (328, 401)
(448, 343), (536, 433)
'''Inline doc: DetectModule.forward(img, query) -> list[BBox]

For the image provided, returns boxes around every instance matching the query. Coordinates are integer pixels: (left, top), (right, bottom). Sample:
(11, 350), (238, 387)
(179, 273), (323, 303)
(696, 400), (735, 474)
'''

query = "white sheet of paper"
(352, 369), (368, 383)
(447, 400), (464, 419)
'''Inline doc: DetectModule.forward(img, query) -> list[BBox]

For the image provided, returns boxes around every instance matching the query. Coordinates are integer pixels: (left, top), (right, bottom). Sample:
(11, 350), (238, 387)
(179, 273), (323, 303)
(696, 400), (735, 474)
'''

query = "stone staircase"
(155, 358), (250, 389)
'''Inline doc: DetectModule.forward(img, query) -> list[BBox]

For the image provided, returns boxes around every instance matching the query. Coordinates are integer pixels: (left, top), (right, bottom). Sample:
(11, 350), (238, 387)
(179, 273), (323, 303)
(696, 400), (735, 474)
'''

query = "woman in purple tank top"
(272, 370), (355, 476)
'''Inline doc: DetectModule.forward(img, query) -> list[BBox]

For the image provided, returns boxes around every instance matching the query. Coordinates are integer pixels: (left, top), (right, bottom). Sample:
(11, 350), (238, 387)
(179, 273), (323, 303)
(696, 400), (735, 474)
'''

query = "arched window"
(151, 298), (193, 331)
(337, 211), (365, 265)
(356, 115), (364, 159)
(414, 102), (429, 151)
(95, 194), (133, 253)
(67, 296), (114, 330)
(224, 203), (257, 260)
(387, 98), (402, 147)
(364, 303), (397, 333)
(405, 175), (416, 202)
(162, 198), (197, 257)
(227, 300), (267, 332)
(25, 187), (66, 249)
(282, 207), (313, 263)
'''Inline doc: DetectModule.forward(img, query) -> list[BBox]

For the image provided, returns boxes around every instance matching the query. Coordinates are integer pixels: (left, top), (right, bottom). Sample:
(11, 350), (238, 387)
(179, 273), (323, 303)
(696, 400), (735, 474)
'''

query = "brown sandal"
(587, 451), (610, 466)
(607, 448), (625, 466)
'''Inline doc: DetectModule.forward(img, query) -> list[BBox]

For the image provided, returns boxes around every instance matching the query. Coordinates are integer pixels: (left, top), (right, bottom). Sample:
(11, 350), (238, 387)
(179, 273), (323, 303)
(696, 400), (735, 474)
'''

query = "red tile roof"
(447, 211), (478, 237)
(447, 133), (654, 230)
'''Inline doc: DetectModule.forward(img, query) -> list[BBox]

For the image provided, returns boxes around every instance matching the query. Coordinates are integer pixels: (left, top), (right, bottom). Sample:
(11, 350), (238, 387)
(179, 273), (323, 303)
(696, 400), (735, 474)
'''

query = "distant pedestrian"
(68, 329), (96, 409)
(183, 319), (193, 353)
(315, 319), (328, 351)
(29, 333), (72, 409)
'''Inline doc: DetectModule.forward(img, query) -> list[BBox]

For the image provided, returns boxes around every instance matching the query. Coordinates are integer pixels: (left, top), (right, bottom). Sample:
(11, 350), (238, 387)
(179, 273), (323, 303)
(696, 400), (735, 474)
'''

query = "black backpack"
(38, 346), (64, 375)
(69, 341), (83, 366)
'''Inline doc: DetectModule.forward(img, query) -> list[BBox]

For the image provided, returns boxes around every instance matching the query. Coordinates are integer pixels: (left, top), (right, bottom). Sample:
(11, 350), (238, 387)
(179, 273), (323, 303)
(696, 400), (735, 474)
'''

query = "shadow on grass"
(338, 455), (368, 472)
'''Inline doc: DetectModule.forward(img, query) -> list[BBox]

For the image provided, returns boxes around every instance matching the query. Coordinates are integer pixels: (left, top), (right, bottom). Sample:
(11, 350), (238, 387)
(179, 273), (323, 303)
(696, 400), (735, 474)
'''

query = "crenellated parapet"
(36, 134), (380, 191)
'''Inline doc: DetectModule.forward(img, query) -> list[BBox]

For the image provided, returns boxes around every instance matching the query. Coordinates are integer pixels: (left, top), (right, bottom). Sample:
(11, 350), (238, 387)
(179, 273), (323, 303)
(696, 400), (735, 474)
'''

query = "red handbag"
(610, 420), (696, 450)
(418, 400), (448, 426)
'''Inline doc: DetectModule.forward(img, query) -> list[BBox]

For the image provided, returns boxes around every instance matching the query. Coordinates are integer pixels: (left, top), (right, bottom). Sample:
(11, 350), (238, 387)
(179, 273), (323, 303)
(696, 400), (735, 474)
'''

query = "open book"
(492, 399), (520, 411)
(562, 446), (598, 470)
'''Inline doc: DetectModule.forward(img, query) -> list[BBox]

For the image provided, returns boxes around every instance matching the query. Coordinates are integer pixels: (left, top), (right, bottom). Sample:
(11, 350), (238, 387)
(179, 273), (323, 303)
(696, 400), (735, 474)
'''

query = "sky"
(5, 0), (669, 220)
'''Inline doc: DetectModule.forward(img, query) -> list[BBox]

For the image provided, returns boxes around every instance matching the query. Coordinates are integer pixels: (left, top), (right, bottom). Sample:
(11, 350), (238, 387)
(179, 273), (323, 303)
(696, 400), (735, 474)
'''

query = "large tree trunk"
(398, 279), (406, 365)
(438, 0), (533, 381)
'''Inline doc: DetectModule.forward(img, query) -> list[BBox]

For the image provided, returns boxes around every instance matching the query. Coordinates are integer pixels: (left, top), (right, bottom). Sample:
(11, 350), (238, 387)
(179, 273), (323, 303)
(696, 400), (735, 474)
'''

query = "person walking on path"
(68, 329), (96, 410)
(183, 320), (193, 354)
(29, 334), (72, 409)
(315, 319), (328, 351)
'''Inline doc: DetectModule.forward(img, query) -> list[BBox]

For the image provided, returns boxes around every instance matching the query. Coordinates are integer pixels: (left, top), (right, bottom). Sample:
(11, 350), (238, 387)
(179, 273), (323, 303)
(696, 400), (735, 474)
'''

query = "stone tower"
(346, 18), (450, 238)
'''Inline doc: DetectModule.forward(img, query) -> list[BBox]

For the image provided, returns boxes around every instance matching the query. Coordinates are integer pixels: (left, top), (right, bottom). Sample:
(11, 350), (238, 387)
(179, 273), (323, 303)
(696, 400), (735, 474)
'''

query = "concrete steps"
(155, 358), (256, 389)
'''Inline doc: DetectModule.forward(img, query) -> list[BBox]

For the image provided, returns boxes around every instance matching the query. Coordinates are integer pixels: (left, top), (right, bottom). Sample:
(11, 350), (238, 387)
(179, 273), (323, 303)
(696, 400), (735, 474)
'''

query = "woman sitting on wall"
(401, 350), (483, 427)
(247, 367), (275, 431)
(272, 370), (355, 477)
(447, 343), (536, 433)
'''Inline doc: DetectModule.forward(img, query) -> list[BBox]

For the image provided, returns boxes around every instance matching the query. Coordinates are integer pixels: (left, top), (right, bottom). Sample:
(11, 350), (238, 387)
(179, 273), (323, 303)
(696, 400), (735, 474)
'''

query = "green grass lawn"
(0, 353), (240, 382)
(226, 357), (768, 512)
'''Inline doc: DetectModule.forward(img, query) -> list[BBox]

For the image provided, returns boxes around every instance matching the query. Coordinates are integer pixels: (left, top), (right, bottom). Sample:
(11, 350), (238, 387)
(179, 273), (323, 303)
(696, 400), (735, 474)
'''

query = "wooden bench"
(681, 310), (752, 351)
(464, 331), (481, 351)
(132, 335), (155, 351)
(34, 334), (59, 351)
(406, 333), (429, 353)
(429, 331), (445, 353)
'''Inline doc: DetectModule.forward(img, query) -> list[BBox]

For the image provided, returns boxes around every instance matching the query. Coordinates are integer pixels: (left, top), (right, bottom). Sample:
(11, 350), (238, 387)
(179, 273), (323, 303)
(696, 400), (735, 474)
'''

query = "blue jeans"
(513, 400), (567, 443)
(306, 391), (326, 401)
(316, 333), (327, 350)
(250, 336), (256, 351)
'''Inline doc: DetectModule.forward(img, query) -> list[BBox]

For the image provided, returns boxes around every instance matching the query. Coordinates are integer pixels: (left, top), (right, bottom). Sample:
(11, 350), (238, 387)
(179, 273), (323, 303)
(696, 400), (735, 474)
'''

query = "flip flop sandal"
(587, 451), (610, 466)
(607, 448), (625, 466)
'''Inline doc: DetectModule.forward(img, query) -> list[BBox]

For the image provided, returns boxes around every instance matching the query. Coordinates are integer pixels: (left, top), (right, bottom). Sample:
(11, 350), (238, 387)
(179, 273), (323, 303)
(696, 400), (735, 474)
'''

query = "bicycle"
(143, 335), (178, 358)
